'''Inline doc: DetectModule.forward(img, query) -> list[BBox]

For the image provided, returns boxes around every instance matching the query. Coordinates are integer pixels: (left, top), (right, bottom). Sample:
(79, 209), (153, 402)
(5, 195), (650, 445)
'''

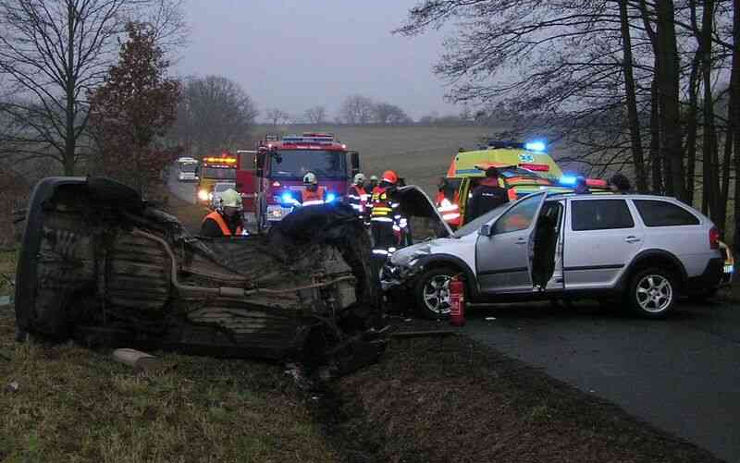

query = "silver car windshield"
(453, 202), (512, 237)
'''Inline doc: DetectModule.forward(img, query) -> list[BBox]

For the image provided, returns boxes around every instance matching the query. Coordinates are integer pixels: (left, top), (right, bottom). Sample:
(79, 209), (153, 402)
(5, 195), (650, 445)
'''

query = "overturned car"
(15, 177), (385, 374)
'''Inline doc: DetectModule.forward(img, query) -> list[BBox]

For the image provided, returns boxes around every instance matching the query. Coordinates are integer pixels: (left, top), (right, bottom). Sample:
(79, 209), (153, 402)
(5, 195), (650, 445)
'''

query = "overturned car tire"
(15, 177), (385, 374)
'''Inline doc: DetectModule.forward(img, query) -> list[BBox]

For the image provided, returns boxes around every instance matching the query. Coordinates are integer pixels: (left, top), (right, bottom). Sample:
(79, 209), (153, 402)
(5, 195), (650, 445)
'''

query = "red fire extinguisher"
(449, 275), (466, 327)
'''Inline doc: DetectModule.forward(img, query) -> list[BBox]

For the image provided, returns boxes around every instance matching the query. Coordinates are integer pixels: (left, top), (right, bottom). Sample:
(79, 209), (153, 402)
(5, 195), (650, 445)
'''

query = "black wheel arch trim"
(619, 249), (688, 291)
(415, 254), (480, 299)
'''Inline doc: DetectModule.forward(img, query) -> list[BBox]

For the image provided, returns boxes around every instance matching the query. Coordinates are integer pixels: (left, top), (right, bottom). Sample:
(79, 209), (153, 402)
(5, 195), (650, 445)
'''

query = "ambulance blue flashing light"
(525, 141), (546, 152)
(559, 175), (578, 186)
(325, 193), (337, 203)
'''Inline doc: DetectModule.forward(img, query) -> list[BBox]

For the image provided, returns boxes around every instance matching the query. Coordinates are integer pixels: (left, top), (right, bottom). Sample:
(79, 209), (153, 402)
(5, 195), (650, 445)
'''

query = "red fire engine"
(236, 133), (360, 232)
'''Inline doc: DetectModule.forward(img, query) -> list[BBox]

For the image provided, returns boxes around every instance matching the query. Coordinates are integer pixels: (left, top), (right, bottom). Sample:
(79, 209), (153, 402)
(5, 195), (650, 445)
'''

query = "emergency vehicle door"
(475, 192), (547, 294)
(235, 150), (257, 213)
(349, 151), (360, 177)
(457, 178), (471, 224)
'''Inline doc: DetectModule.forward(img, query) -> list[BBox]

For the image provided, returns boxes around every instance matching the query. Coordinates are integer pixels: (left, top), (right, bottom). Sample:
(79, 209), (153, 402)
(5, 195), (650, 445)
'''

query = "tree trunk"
(650, 78), (663, 193)
(618, 0), (647, 192)
(655, 0), (685, 200)
(732, 0), (740, 251)
(64, 1), (76, 176)
(700, 0), (720, 224)
(686, 53), (700, 205)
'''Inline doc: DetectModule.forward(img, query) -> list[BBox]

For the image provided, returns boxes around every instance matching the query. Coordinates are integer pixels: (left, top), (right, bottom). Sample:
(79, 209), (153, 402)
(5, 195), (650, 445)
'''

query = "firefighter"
(368, 175), (379, 193)
(200, 189), (245, 237)
(467, 167), (509, 222)
(435, 177), (448, 205)
(574, 176), (591, 194)
(370, 170), (406, 257)
(346, 173), (367, 219)
(608, 173), (631, 194)
(301, 171), (326, 206)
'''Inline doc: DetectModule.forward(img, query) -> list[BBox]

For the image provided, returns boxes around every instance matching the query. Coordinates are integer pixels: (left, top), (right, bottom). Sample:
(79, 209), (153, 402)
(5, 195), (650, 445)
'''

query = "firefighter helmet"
(353, 173), (366, 185)
(220, 189), (242, 208)
(381, 170), (398, 185)
(303, 172), (318, 185)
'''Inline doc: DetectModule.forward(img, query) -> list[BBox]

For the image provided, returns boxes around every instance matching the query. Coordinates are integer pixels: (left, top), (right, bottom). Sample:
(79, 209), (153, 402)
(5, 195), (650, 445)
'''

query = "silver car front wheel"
(415, 267), (455, 319)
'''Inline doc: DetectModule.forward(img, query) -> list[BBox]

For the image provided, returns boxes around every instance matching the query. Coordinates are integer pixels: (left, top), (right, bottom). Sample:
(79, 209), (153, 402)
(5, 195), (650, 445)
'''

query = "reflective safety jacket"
(301, 186), (326, 206)
(370, 186), (407, 233)
(347, 184), (367, 216)
(201, 211), (243, 236)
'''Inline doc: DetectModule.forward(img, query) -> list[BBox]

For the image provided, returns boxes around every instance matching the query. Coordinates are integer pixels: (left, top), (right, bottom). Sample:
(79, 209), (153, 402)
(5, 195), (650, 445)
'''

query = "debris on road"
(112, 348), (166, 373)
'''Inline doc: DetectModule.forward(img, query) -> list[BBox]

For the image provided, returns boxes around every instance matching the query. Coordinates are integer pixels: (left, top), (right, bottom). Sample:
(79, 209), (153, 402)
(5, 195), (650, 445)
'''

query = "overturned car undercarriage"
(15, 177), (386, 376)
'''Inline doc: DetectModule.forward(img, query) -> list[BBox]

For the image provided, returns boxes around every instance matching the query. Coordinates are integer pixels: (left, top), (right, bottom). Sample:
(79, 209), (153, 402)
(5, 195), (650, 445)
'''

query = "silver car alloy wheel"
(422, 274), (453, 315)
(635, 274), (673, 313)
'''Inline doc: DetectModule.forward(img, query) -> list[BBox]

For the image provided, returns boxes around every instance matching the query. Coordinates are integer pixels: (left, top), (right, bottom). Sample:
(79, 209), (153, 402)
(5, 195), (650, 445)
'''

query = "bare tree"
(304, 105), (327, 124)
(0, 0), (185, 175)
(171, 76), (257, 155)
(339, 95), (374, 125)
(374, 102), (411, 125)
(265, 108), (290, 127)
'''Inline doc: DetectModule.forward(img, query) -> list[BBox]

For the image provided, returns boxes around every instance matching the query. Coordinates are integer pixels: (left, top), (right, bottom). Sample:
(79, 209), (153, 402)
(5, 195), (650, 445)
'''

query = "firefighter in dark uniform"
(370, 170), (405, 257)
(467, 167), (509, 222)
(200, 189), (245, 237)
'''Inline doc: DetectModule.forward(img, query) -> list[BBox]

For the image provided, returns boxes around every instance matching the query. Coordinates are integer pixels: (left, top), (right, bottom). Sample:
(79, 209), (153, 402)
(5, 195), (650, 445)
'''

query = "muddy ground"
(319, 321), (723, 462)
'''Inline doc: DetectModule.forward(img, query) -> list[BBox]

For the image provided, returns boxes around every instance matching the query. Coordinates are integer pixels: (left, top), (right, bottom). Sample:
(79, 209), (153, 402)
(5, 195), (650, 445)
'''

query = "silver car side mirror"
(480, 224), (492, 236)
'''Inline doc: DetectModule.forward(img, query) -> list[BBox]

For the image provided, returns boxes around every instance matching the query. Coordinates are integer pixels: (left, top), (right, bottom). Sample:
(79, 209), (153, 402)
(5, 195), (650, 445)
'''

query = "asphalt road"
(166, 169), (197, 204)
(462, 299), (740, 462)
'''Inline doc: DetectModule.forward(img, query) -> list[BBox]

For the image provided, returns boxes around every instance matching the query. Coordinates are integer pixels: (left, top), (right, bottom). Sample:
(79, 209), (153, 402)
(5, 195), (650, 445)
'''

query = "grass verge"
(0, 249), (16, 298)
(0, 310), (335, 463)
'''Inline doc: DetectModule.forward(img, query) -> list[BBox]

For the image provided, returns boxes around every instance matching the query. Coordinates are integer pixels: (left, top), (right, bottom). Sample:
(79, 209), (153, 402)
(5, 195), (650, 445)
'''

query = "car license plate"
(267, 205), (293, 221)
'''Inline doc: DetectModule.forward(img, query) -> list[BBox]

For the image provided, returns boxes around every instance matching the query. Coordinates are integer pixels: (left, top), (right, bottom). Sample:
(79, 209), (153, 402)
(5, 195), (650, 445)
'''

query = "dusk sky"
(175, 0), (459, 121)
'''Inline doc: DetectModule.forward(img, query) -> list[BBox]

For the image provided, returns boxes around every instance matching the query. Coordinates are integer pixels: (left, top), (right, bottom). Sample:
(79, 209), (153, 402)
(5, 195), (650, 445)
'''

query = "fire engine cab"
(236, 133), (359, 232)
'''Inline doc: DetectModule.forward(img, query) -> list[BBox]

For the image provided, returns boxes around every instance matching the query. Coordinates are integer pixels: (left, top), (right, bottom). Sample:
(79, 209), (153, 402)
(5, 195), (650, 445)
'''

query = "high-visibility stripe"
(202, 211), (242, 236)
(371, 217), (393, 223)
(302, 199), (325, 206)
(443, 212), (461, 221)
(372, 249), (389, 256)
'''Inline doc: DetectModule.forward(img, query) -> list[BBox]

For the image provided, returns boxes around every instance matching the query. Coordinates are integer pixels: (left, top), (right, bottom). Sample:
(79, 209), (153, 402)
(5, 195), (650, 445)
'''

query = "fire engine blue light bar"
(525, 141), (546, 152)
(281, 192), (295, 204)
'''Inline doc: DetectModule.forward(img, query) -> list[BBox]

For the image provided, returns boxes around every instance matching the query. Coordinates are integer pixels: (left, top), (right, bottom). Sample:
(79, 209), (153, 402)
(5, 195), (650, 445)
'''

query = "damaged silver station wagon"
(382, 190), (733, 319)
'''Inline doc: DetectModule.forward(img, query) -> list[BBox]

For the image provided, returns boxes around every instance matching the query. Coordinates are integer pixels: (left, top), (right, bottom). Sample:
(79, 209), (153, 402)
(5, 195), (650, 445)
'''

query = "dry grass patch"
(0, 312), (335, 463)
(0, 250), (16, 298)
